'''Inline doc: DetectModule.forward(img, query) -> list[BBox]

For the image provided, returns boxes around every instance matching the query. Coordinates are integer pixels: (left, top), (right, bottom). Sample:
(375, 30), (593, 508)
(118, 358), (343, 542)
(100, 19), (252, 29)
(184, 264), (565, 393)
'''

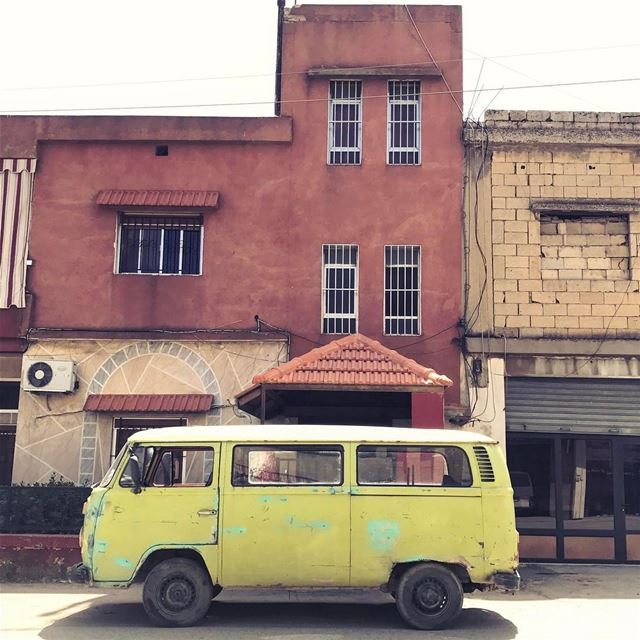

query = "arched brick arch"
(79, 341), (221, 484)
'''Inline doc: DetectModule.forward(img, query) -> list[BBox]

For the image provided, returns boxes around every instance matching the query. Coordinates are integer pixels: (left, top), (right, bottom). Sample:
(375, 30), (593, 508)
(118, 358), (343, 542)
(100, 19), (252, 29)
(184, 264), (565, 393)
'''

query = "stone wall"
(487, 119), (640, 339)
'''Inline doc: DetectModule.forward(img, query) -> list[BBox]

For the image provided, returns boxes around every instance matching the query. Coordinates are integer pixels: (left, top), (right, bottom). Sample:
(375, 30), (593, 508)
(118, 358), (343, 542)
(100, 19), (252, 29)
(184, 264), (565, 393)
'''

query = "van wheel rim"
(413, 578), (448, 614)
(160, 576), (196, 612)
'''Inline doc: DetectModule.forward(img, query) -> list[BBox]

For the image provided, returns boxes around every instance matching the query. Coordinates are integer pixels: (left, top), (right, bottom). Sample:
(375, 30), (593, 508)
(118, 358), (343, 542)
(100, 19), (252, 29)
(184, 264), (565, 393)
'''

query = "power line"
(404, 4), (463, 115)
(1, 42), (638, 93)
(2, 76), (639, 114)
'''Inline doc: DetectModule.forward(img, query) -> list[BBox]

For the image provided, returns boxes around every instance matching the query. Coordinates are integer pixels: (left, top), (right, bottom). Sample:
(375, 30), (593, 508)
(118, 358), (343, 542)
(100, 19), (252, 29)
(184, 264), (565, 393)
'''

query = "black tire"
(142, 558), (213, 627)
(395, 564), (463, 630)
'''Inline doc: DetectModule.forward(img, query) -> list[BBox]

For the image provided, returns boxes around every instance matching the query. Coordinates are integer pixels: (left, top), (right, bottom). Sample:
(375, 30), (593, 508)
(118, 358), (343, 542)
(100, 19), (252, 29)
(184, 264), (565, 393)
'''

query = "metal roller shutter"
(506, 377), (640, 435)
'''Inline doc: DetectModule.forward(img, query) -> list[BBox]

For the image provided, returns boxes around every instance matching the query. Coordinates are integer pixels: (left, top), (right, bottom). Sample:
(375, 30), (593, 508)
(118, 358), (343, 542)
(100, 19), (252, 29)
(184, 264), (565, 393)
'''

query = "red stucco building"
(0, 4), (464, 485)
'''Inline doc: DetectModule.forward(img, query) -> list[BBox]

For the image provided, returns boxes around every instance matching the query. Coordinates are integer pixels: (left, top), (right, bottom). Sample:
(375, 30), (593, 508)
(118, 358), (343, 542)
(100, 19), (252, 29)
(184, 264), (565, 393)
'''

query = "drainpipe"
(274, 0), (285, 116)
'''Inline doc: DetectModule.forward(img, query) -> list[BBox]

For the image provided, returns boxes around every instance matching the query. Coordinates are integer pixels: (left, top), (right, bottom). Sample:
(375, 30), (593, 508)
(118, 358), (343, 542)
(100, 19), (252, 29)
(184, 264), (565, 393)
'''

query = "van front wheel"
(395, 564), (463, 630)
(143, 558), (213, 627)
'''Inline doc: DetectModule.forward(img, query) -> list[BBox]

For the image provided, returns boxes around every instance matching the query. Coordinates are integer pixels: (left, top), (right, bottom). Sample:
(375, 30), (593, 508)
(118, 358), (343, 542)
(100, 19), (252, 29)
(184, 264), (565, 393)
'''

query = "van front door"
(92, 444), (220, 582)
(220, 444), (350, 586)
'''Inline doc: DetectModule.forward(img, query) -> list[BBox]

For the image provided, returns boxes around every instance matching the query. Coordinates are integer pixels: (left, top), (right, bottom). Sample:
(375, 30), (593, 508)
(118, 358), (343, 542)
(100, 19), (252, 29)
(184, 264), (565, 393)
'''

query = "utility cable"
(2, 42), (638, 93)
(404, 5), (463, 115)
(3, 76), (640, 114)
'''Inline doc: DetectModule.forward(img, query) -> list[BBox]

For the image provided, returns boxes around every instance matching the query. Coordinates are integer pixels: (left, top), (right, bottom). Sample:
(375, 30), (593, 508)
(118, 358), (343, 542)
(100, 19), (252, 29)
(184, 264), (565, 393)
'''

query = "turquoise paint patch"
(223, 526), (247, 535)
(367, 520), (400, 553)
(114, 557), (133, 568)
(286, 517), (330, 530)
(95, 540), (108, 553)
(259, 496), (272, 503)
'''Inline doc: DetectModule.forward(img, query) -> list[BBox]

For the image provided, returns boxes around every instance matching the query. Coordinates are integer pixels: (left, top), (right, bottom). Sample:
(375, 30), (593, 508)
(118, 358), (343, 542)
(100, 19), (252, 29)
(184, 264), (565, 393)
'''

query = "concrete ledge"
(0, 115), (293, 157)
(466, 337), (640, 357)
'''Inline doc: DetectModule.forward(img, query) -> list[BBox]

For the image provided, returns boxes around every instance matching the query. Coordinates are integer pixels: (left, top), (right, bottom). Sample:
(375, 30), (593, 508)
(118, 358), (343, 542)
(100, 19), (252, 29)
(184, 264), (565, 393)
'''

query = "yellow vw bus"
(70, 425), (520, 629)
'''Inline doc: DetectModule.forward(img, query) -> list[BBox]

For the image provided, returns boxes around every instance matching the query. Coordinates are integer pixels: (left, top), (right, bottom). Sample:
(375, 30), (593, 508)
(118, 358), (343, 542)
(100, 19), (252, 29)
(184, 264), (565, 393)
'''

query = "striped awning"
(83, 394), (213, 413)
(1, 159), (37, 308)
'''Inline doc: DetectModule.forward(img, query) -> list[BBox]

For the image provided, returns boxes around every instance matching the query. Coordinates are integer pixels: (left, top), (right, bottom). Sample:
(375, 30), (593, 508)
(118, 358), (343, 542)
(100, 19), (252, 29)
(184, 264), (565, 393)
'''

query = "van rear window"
(357, 446), (472, 487)
(232, 446), (343, 486)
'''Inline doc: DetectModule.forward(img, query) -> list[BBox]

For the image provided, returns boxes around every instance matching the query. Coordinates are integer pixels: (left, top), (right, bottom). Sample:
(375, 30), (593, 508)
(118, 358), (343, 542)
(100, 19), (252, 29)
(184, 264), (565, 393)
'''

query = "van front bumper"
(493, 569), (520, 591)
(68, 562), (90, 584)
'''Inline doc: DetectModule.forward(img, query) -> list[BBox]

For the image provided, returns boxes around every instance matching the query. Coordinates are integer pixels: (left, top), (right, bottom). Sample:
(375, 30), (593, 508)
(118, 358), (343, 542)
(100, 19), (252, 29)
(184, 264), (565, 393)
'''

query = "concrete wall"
(1, 4), (464, 407)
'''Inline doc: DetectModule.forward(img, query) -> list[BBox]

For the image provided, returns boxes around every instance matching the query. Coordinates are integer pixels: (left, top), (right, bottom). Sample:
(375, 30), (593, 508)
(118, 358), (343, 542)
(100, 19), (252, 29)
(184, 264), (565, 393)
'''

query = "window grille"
(327, 80), (362, 165)
(387, 80), (421, 165)
(322, 244), (358, 334)
(384, 245), (421, 335)
(117, 214), (203, 275)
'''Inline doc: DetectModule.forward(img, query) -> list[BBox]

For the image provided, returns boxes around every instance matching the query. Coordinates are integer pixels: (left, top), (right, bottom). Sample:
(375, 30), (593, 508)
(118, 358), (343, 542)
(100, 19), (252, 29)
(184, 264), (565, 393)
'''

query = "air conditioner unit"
(22, 358), (76, 393)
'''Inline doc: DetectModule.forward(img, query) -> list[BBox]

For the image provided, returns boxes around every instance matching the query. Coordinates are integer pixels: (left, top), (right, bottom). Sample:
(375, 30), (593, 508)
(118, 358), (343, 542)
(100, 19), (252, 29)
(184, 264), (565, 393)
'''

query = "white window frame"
(321, 244), (359, 334)
(327, 80), (363, 165)
(384, 245), (421, 336)
(387, 80), (421, 165)
(114, 212), (204, 276)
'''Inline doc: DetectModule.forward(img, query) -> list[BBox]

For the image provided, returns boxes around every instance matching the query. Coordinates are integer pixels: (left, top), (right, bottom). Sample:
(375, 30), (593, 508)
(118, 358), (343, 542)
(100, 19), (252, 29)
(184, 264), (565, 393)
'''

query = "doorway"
(507, 434), (640, 563)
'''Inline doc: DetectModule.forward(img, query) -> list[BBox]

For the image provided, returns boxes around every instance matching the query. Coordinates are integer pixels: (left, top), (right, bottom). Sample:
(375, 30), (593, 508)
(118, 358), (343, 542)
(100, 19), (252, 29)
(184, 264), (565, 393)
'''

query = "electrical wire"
(404, 5), (463, 115)
(3, 76), (640, 114)
(571, 278), (636, 375)
(394, 322), (460, 350)
(2, 42), (638, 93)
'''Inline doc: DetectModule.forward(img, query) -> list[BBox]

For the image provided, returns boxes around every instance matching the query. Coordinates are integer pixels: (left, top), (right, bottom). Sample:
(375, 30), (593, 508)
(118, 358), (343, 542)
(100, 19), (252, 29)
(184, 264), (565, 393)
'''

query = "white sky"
(1, 0), (639, 119)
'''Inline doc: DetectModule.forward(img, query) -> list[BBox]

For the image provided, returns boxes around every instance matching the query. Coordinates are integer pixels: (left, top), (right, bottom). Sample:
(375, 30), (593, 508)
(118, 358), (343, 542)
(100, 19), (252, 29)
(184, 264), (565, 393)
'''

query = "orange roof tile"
(83, 394), (213, 413)
(253, 333), (452, 387)
(96, 189), (219, 208)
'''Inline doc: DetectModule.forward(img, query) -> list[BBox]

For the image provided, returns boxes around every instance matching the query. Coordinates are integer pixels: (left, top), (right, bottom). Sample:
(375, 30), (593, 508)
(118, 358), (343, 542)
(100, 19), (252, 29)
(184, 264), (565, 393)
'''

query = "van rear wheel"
(395, 564), (463, 630)
(143, 558), (213, 627)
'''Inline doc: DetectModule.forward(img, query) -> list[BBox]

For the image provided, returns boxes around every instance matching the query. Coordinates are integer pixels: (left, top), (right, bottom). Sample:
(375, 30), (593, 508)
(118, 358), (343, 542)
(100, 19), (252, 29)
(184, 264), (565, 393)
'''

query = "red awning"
(83, 394), (213, 413)
(96, 190), (219, 209)
(251, 333), (453, 387)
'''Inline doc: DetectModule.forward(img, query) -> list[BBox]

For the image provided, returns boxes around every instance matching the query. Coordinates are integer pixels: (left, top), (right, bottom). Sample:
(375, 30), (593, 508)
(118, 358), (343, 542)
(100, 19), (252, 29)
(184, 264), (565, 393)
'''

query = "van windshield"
(98, 445), (128, 488)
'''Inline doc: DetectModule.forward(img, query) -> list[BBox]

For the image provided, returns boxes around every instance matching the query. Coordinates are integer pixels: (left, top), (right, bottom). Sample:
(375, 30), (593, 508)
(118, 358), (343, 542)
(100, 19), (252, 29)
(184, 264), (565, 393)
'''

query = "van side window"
(232, 446), (343, 486)
(120, 446), (213, 488)
(119, 445), (155, 488)
(357, 446), (472, 487)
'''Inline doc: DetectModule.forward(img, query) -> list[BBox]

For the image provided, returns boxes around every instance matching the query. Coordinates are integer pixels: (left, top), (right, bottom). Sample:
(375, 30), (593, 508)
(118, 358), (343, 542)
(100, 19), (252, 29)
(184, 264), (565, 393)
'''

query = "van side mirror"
(129, 454), (143, 494)
(119, 453), (144, 494)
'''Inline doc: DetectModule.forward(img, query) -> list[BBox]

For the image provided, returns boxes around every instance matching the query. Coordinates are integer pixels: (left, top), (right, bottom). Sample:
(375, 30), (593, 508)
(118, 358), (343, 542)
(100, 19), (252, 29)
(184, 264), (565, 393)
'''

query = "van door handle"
(197, 509), (217, 517)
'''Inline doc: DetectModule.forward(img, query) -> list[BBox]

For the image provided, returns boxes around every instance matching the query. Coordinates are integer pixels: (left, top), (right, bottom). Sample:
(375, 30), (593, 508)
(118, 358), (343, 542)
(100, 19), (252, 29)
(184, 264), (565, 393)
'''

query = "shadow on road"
(475, 564), (640, 602)
(40, 599), (518, 640)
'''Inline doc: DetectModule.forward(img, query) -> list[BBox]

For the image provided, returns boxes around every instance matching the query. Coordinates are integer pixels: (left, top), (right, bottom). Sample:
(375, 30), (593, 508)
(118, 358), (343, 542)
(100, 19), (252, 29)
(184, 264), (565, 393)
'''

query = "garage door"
(506, 377), (640, 435)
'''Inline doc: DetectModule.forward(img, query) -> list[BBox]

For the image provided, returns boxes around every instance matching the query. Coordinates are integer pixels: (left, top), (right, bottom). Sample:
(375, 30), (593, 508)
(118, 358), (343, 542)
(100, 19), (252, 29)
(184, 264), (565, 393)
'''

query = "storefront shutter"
(506, 377), (640, 436)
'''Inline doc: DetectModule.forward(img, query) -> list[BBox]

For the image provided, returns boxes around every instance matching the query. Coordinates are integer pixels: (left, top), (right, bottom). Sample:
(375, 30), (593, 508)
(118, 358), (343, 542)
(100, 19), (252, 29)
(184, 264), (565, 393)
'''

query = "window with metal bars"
(327, 80), (362, 165)
(384, 245), (421, 335)
(322, 244), (358, 334)
(117, 214), (203, 275)
(387, 80), (421, 165)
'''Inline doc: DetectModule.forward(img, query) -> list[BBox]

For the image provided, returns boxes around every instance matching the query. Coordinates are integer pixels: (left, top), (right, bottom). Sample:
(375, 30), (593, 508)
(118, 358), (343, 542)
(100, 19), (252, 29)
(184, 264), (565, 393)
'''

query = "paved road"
(1, 565), (639, 640)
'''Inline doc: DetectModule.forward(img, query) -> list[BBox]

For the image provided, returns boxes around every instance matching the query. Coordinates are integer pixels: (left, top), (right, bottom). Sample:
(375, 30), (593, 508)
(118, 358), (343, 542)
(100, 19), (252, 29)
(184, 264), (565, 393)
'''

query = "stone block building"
(463, 110), (640, 563)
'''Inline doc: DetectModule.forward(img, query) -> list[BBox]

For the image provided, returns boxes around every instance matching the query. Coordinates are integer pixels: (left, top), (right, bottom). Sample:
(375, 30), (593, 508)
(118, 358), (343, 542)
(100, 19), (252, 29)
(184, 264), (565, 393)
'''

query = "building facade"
(0, 4), (464, 485)
(464, 110), (640, 563)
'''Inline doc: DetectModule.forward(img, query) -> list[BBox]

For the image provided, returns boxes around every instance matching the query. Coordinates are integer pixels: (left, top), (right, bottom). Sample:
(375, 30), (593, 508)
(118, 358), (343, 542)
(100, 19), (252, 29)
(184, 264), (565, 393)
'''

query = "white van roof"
(129, 424), (497, 445)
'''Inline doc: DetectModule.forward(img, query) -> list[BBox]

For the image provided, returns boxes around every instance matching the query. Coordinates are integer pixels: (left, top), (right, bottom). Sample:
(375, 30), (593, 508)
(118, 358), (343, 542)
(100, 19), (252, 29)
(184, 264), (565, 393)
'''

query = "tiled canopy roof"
(83, 394), (213, 413)
(96, 189), (219, 208)
(253, 333), (452, 387)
